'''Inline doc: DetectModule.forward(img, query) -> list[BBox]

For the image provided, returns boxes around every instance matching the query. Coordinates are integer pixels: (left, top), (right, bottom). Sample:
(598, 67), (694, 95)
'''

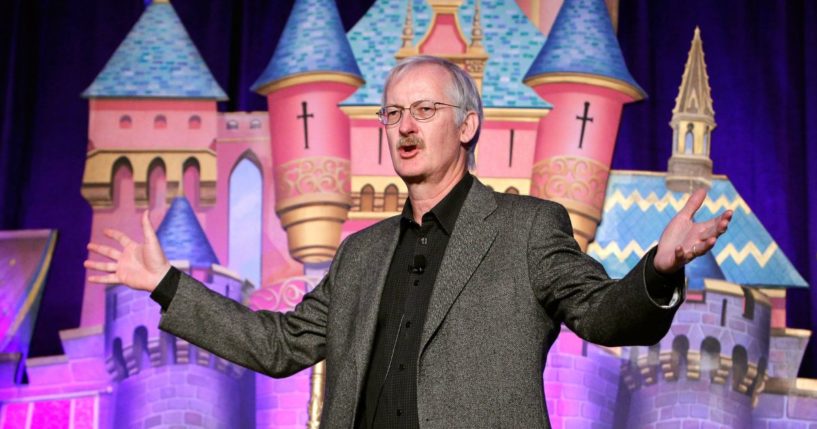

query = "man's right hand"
(84, 210), (171, 292)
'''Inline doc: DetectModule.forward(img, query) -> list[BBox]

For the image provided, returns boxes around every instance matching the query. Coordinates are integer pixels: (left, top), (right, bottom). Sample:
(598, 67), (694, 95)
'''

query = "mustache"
(398, 135), (425, 149)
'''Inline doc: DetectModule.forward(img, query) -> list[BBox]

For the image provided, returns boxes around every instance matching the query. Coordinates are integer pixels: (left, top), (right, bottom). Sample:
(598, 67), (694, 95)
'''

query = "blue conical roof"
(157, 197), (220, 268)
(685, 251), (725, 291)
(82, 1), (227, 100)
(251, 0), (363, 92)
(524, 0), (644, 97)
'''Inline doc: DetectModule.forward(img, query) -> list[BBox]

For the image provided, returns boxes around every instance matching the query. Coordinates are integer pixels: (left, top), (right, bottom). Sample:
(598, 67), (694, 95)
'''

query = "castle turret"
(666, 27), (716, 192)
(524, 0), (645, 250)
(80, 0), (227, 327)
(105, 197), (253, 428)
(252, 0), (363, 264)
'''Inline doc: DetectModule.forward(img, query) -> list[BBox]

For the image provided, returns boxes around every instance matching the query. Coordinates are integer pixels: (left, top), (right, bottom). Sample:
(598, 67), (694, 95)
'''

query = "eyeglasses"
(377, 100), (461, 126)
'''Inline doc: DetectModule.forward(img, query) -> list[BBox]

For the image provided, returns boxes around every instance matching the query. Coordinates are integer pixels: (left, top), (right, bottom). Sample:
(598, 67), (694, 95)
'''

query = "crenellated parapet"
(622, 280), (772, 404)
(82, 149), (217, 208)
(104, 261), (251, 382)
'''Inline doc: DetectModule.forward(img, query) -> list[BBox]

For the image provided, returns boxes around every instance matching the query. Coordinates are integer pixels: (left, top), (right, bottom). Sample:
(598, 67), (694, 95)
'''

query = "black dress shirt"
(359, 173), (473, 429)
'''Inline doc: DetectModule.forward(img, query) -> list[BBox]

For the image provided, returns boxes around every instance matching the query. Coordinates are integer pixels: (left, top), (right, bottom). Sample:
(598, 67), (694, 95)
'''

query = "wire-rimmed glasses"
(377, 100), (460, 126)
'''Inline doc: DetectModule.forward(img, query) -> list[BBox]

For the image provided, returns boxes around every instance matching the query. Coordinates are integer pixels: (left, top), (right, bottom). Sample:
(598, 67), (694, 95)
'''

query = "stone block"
(789, 396), (817, 420)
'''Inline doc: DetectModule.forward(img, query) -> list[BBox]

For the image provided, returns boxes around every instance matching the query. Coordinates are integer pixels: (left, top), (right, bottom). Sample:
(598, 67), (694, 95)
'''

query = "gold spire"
(666, 26), (715, 193)
(397, 0), (416, 55)
(672, 27), (715, 120)
(470, 0), (485, 52)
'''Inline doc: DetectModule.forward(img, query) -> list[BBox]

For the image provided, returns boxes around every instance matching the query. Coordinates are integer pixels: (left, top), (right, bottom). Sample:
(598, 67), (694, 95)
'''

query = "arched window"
(360, 185), (375, 211)
(133, 326), (151, 373)
(229, 156), (263, 288)
(701, 337), (721, 381)
(111, 338), (129, 380)
(111, 157), (134, 209)
(383, 184), (399, 212)
(189, 115), (201, 129)
(732, 346), (748, 392)
(250, 119), (262, 129)
(227, 120), (239, 130)
(183, 157), (200, 206)
(154, 114), (167, 129)
(147, 158), (166, 210)
(119, 115), (132, 129)
(742, 288), (755, 320)
(671, 335), (690, 379)
(684, 123), (694, 154)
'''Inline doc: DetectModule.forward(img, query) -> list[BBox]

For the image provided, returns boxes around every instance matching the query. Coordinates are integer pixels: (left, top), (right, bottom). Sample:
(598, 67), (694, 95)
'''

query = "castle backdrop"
(0, 0), (814, 428)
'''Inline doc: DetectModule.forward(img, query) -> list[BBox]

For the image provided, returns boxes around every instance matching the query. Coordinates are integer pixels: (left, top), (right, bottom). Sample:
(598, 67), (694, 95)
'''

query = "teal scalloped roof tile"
(343, 0), (550, 109)
(252, 0), (362, 91)
(588, 173), (808, 289)
(157, 197), (220, 268)
(82, 2), (226, 99)
(524, 0), (644, 96)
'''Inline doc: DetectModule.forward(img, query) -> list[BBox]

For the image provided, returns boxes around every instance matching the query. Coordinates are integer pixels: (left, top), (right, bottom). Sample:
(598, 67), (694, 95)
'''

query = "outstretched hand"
(654, 187), (733, 274)
(84, 210), (171, 292)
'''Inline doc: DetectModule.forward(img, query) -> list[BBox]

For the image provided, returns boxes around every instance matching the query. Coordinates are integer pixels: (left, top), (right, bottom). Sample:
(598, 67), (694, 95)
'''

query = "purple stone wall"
(754, 393), (817, 428)
(113, 364), (248, 429)
(544, 332), (621, 429)
(625, 378), (753, 428)
(255, 369), (311, 428)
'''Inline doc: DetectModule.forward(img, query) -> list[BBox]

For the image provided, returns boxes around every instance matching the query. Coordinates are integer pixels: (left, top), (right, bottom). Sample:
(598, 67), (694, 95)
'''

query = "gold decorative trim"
(254, 71), (364, 95)
(764, 377), (817, 398)
(348, 211), (401, 220)
(59, 324), (104, 341)
(217, 136), (269, 143)
(340, 105), (381, 120)
(524, 73), (646, 101)
(26, 354), (68, 367)
(770, 327), (812, 338)
(484, 107), (550, 122)
(211, 264), (243, 282)
(703, 279), (772, 307)
(759, 288), (786, 299)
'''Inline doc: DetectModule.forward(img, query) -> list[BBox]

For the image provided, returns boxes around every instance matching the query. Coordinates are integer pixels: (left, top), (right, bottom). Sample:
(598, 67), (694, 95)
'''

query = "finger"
(679, 188), (707, 219)
(88, 273), (121, 284)
(87, 243), (122, 260)
(84, 259), (118, 272)
(105, 228), (133, 248)
(142, 210), (158, 245)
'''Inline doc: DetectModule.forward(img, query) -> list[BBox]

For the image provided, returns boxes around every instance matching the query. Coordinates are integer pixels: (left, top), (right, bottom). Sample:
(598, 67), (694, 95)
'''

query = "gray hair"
(382, 55), (483, 170)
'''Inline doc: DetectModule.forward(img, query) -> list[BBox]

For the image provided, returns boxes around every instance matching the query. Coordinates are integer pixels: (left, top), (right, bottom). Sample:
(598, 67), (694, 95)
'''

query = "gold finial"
(153, 0), (171, 3)
(470, 0), (484, 50)
(401, 0), (414, 50)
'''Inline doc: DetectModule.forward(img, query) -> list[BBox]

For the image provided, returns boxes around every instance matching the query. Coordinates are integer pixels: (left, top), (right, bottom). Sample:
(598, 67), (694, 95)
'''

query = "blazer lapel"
(419, 179), (499, 358)
(351, 217), (401, 401)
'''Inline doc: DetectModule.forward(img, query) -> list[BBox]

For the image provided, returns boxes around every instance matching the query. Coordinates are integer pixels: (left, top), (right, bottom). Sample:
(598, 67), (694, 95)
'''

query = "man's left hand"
(654, 187), (733, 274)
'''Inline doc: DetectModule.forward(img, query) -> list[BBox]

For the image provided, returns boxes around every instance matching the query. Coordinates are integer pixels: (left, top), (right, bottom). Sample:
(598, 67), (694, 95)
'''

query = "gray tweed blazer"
(159, 178), (683, 428)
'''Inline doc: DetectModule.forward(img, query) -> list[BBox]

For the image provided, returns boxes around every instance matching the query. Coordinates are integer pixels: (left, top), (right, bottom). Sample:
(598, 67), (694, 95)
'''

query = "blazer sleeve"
(157, 240), (347, 378)
(527, 201), (685, 347)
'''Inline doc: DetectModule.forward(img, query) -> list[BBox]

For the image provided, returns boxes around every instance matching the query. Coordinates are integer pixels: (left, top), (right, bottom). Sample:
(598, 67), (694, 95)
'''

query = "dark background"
(2, 0), (815, 377)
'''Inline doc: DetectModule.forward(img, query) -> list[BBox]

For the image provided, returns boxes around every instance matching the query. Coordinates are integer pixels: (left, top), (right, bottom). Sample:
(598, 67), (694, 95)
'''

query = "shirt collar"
(400, 173), (474, 235)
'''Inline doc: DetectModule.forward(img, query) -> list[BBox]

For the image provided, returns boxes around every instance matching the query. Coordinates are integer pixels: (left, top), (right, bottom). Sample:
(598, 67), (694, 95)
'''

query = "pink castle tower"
(80, 0), (227, 328)
(524, 0), (646, 251)
(251, 0), (363, 265)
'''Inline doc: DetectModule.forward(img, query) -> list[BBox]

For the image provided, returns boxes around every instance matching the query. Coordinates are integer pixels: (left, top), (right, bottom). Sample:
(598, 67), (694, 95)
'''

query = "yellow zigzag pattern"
(603, 190), (751, 214)
(590, 241), (778, 268)
(716, 242), (778, 268)
(588, 241), (657, 262)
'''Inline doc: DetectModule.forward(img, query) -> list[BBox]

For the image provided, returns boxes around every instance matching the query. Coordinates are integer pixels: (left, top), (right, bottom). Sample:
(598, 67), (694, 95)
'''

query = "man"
(86, 56), (732, 428)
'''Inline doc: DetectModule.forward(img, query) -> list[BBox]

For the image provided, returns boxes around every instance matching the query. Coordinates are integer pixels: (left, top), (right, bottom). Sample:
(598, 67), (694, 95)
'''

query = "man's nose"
(399, 110), (418, 135)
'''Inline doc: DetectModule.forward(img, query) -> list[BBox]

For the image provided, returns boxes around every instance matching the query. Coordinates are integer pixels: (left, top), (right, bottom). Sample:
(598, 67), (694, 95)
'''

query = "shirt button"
(397, 409), (402, 416)
(413, 280), (419, 286)
(399, 363), (405, 371)
(405, 321), (412, 328)
(420, 237), (428, 245)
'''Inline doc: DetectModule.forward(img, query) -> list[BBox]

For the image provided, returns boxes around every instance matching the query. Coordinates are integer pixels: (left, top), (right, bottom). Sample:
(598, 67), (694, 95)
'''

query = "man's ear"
(458, 111), (479, 144)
